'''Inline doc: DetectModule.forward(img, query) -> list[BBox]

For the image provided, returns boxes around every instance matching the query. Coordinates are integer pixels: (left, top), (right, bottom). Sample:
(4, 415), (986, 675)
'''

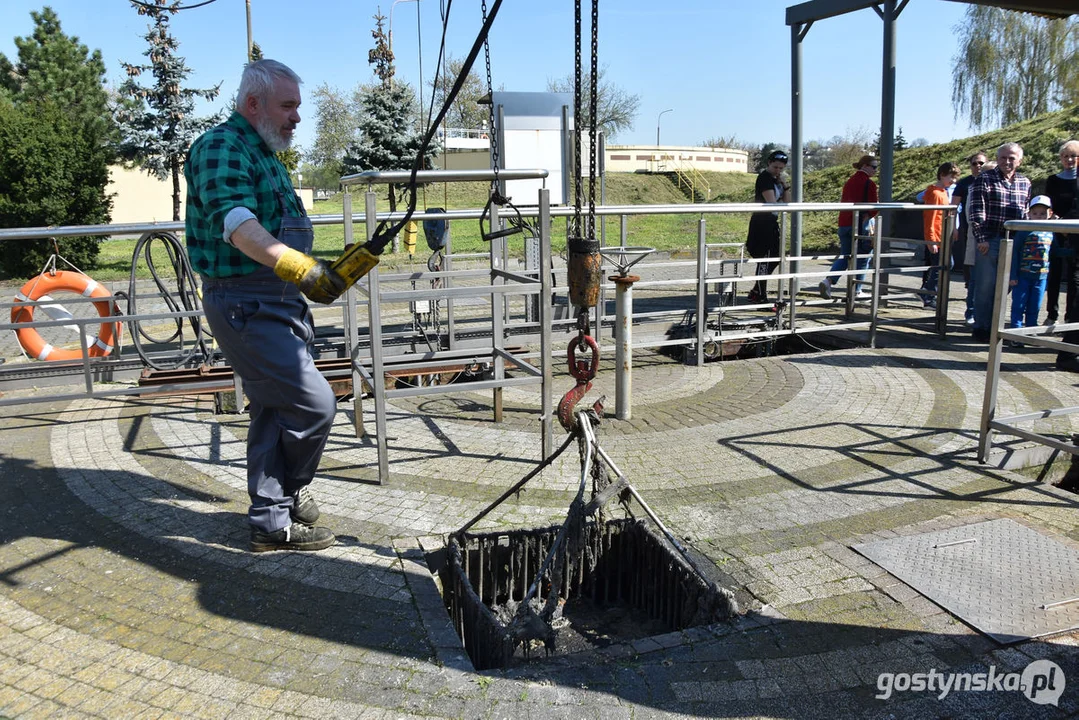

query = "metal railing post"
(848, 210), (861, 317)
(342, 189), (364, 438)
(696, 218), (707, 367)
(869, 214), (882, 348)
(937, 209), (955, 337)
(365, 188), (390, 483)
(613, 274), (638, 419)
(538, 189), (554, 458)
(490, 202), (504, 423)
(978, 235), (1013, 463)
(779, 211), (789, 305)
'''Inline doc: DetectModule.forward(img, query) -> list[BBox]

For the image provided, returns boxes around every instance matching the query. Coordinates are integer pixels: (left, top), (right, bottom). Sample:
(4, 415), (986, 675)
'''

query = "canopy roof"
(786, 0), (1075, 25)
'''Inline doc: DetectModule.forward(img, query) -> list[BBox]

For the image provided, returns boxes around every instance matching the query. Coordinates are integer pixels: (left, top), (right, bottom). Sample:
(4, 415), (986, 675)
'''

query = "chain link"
(572, 0), (583, 237)
(481, 0), (499, 190)
(587, 0), (599, 240)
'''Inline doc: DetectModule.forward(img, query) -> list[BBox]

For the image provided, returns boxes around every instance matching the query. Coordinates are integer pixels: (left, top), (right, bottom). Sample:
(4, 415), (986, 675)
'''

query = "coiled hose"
(124, 230), (211, 370)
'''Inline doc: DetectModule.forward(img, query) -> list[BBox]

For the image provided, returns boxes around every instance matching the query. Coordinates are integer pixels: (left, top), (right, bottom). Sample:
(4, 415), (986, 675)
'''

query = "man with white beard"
(184, 59), (342, 552)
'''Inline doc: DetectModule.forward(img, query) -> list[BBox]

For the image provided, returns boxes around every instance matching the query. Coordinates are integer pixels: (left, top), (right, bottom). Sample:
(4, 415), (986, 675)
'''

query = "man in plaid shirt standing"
(969, 142), (1031, 342)
(185, 60), (344, 552)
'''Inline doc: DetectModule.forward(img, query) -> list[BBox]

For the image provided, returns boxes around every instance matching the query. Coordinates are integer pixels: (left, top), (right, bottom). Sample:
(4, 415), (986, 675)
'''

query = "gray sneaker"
(818, 279), (832, 299)
(291, 485), (320, 526)
(250, 523), (335, 552)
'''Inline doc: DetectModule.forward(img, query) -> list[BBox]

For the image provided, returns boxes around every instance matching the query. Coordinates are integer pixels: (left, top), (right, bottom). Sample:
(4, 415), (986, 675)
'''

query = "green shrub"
(0, 99), (110, 279)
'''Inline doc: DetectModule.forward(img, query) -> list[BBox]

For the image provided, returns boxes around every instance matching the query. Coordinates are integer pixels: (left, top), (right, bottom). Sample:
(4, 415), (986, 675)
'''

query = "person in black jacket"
(746, 150), (791, 305)
(1047, 140), (1079, 371)
(1043, 140), (1079, 325)
(951, 151), (987, 325)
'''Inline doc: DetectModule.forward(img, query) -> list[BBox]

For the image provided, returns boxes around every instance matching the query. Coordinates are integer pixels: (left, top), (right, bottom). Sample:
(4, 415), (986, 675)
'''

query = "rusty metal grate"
(442, 517), (737, 670)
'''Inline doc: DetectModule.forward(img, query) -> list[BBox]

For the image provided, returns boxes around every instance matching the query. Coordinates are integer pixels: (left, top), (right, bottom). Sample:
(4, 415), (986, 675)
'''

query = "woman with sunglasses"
(819, 155), (878, 300)
(746, 150), (791, 305)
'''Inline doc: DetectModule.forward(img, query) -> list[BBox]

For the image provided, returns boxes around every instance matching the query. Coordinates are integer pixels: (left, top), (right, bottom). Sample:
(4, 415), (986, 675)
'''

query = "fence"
(978, 218), (1079, 466)
(0, 196), (960, 478)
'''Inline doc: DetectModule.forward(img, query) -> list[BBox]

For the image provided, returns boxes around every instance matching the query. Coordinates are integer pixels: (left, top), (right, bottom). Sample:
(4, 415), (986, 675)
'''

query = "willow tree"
(952, 7), (1079, 129)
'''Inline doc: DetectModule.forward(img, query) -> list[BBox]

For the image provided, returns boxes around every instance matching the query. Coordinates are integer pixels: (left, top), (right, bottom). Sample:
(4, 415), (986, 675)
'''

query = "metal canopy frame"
(784, 0), (1077, 290)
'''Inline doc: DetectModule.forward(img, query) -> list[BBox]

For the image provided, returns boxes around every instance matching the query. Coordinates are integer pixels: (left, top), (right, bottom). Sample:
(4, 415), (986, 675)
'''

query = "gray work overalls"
(200, 169), (337, 534)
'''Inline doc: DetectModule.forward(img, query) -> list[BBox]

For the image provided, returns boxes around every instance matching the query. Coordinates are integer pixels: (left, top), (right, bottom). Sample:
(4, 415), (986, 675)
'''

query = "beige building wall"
(107, 166), (313, 225)
(439, 145), (749, 175)
(438, 149), (492, 171)
(606, 145), (749, 174)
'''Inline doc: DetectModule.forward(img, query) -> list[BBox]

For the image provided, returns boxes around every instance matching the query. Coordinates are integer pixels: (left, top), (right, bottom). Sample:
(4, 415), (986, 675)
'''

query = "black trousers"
(747, 213), (780, 299)
(1046, 255), (1063, 321)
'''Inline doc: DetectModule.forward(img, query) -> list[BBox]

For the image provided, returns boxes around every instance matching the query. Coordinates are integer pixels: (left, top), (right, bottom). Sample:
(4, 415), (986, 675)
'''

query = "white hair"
(997, 142), (1023, 159)
(236, 59), (302, 107)
(1060, 139), (1079, 157)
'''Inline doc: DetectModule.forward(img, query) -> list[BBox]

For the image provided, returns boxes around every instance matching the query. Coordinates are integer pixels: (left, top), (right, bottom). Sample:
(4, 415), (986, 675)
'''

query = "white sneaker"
(854, 289), (871, 301)
(818, 279), (832, 299)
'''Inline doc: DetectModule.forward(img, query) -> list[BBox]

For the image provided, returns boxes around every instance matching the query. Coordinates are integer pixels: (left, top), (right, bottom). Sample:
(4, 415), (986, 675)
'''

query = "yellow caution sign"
(404, 221), (419, 256)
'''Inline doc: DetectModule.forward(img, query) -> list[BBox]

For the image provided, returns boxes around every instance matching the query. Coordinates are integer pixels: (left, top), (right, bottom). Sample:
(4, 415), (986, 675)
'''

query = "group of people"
(746, 142), (1079, 369)
(929, 141), (1079, 366)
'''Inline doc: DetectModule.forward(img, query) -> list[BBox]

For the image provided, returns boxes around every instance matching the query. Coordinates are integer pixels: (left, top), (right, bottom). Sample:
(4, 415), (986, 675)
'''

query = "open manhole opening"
(438, 517), (738, 671)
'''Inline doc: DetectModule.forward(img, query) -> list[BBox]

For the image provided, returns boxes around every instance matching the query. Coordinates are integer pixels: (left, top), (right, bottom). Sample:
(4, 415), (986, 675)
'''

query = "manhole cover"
(853, 518), (1079, 643)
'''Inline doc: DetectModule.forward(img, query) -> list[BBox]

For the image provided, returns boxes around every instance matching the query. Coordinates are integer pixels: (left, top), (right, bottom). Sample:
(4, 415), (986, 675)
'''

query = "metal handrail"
(978, 218), (1079, 464)
(0, 201), (965, 413)
(0, 201), (923, 242)
(340, 168), (548, 187)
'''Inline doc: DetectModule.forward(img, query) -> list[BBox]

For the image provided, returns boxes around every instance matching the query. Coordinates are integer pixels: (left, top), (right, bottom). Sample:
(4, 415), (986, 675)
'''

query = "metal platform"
(853, 518), (1079, 644)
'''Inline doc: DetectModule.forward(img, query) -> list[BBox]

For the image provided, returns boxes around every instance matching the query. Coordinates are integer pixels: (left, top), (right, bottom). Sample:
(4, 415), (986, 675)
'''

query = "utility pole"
(245, 0), (253, 61)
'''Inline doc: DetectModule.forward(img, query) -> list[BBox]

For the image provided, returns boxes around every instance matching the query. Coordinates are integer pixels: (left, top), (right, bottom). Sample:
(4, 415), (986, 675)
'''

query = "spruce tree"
(116, 0), (222, 221)
(342, 13), (436, 214)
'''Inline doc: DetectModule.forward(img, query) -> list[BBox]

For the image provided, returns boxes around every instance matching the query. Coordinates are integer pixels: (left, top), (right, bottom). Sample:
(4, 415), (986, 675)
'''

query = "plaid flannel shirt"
(968, 167), (1031, 244)
(183, 112), (302, 278)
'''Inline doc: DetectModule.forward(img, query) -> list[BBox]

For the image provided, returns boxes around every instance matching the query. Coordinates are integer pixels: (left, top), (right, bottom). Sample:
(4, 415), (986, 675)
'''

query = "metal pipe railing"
(0, 201), (960, 417)
(979, 218), (1079, 464)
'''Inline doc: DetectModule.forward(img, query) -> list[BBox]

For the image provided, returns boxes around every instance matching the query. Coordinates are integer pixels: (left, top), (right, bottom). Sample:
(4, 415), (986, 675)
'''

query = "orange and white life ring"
(11, 271), (120, 361)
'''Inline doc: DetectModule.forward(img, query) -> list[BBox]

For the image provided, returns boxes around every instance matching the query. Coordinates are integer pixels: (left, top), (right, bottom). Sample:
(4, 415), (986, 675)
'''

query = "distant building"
(438, 139), (749, 176)
(107, 165), (314, 225)
(606, 145), (749, 174)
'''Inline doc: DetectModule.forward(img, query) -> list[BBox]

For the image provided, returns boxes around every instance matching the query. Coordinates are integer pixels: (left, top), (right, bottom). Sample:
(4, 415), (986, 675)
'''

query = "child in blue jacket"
(1010, 195), (1054, 328)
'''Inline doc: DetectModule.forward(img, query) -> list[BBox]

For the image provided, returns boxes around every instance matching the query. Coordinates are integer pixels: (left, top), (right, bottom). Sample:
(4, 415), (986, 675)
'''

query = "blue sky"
(0, 0), (979, 153)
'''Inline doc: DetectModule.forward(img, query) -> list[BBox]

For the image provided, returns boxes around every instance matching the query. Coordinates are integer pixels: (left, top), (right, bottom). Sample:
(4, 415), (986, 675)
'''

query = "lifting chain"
(478, 0), (522, 242)
(561, 0), (602, 429)
(481, 0), (499, 190)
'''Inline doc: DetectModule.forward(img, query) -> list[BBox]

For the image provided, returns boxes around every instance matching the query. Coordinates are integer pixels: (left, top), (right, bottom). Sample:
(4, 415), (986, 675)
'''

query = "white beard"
(255, 115), (292, 152)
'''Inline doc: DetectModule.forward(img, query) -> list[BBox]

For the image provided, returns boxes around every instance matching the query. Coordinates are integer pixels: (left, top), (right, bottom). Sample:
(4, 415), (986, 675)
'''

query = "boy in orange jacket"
(919, 162), (960, 308)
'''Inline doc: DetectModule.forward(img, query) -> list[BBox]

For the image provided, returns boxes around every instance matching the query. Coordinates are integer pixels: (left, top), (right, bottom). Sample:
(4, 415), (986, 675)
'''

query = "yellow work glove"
(273, 248), (347, 304)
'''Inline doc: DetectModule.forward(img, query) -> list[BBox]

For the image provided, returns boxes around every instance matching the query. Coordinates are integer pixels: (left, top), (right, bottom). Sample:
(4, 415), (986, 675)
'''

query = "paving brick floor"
(1, 296), (1078, 719)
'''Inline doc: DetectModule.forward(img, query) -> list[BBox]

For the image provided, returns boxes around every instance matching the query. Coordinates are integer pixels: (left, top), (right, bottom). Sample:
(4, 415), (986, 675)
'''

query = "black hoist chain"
(572, 0), (583, 237)
(566, 0), (601, 317)
(561, 0), (602, 430)
(478, 0), (524, 243)
(587, 0), (599, 229)
(481, 0), (499, 188)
